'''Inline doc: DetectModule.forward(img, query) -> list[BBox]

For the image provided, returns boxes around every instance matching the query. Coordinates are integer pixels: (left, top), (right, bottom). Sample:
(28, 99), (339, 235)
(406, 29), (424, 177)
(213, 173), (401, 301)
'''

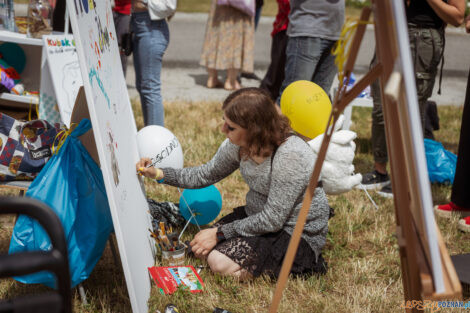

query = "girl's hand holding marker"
(136, 157), (164, 182)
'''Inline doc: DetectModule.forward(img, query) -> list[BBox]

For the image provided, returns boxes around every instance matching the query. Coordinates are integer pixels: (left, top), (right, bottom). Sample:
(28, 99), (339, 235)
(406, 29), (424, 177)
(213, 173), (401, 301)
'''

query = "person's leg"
(360, 52), (390, 190)
(451, 68), (470, 209)
(311, 38), (338, 95)
(207, 250), (252, 280)
(132, 13), (169, 126)
(206, 68), (222, 88)
(369, 53), (388, 172)
(409, 26), (444, 130)
(260, 30), (288, 100)
(225, 68), (241, 90)
(113, 11), (131, 77)
(277, 36), (321, 104)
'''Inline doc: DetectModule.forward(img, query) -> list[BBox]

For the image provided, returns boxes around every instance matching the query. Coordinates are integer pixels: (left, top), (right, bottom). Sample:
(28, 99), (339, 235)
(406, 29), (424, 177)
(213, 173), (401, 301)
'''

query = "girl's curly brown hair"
(222, 88), (292, 158)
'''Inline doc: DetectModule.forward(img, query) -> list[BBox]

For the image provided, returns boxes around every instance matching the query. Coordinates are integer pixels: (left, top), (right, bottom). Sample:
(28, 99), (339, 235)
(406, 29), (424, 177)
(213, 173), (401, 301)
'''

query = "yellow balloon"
(280, 80), (332, 139)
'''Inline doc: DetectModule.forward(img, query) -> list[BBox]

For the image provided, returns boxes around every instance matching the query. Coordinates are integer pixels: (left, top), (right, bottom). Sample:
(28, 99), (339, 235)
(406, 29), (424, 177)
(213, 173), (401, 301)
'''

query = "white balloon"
(136, 126), (184, 169)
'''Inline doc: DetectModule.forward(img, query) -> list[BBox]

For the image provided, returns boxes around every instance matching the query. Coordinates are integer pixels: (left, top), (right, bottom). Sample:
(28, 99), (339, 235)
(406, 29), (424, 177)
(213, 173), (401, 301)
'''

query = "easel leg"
(13, 189), (26, 225)
(77, 283), (88, 305)
(109, 233), (120, 267)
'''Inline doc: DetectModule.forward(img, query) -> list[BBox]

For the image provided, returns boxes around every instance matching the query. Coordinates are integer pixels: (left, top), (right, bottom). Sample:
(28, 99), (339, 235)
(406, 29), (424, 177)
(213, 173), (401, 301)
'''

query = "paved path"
(12, 4), (470, 105)
(125, 13), (470, 105)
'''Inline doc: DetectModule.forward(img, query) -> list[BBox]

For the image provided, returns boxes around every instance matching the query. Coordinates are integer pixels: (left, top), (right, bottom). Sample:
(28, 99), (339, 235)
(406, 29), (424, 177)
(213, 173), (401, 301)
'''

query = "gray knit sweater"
(162, 136), (330, 258)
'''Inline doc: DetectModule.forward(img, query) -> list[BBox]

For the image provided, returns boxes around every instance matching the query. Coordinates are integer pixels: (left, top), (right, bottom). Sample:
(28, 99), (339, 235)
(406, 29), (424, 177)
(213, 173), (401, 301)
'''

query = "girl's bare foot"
(224, 80), (241, 91)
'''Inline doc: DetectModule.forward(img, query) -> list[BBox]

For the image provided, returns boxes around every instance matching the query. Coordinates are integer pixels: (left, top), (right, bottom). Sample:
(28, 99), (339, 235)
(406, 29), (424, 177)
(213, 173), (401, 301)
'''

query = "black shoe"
(359, 170), (390, 190)
(377, 184), (393, 198)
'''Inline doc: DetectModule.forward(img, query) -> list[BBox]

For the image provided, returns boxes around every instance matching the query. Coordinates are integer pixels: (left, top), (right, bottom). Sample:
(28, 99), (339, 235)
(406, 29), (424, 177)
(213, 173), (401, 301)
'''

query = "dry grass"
(0, 101), (469, 313)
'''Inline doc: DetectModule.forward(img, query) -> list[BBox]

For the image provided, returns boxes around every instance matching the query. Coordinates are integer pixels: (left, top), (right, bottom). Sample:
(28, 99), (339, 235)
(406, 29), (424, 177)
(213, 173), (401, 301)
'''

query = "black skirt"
(213, 206), (327, 278)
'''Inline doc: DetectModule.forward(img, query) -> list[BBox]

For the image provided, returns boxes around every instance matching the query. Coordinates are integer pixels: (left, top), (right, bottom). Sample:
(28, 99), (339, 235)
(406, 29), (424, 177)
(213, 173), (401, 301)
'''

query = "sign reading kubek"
(66, 0), (155, 311)
(42, 34), (83, 128)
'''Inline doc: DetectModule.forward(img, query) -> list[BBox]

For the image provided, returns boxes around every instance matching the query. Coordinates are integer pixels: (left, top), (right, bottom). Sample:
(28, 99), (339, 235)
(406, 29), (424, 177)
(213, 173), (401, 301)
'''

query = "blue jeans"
(132, 12), (169, 126)
(278, 36), (337, 104)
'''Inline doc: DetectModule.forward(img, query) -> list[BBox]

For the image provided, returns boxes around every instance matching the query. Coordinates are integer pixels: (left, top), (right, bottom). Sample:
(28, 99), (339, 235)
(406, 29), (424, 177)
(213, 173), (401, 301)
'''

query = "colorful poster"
(65, 0), (155, 312)
(42, 35), (83, 127)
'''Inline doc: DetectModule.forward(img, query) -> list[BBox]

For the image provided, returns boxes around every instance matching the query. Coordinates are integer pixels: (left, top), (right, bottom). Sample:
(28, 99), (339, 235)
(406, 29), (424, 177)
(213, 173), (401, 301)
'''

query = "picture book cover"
(148, 266), (204, 294)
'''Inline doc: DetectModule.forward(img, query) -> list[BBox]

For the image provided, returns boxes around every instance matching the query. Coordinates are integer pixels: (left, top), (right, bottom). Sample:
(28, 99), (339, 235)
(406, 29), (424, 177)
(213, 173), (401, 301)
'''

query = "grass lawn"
(0, 98), (469, 312)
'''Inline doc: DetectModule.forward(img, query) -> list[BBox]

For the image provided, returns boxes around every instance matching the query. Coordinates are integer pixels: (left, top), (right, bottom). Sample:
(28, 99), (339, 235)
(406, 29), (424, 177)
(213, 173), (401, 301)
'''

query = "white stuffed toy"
(307, 120), (362, 195)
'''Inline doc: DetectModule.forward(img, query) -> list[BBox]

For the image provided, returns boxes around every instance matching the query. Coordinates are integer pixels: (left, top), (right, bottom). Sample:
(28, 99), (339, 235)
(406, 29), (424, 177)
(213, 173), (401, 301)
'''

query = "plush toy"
(0, 58), (22, 93)
(307, 122), (362, 195)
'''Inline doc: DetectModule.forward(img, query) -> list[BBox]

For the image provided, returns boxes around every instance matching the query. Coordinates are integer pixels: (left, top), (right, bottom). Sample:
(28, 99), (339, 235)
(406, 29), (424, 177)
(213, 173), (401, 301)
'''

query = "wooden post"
(268, 1), (461, 312)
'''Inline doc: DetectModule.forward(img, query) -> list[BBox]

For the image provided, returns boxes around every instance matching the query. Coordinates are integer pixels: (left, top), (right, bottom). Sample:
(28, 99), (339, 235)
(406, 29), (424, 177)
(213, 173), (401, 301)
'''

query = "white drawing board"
(65, 0), (155, 312)
(42, 34), (83, 128)
(390, 0), (444, 293)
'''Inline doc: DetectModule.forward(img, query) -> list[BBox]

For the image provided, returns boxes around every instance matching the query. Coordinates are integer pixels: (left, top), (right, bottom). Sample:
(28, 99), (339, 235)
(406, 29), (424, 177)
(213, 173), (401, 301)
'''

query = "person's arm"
(220, 146), (314, 239)
(161, 139), (240, 189)
(426, 0), (465, 27)
(188, 146), (312, 258)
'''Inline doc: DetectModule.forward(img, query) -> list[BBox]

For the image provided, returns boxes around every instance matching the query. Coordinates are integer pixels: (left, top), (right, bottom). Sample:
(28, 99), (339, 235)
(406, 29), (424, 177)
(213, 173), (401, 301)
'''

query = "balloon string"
(177, 187), (201, 243)
(332, 18), (372, 84)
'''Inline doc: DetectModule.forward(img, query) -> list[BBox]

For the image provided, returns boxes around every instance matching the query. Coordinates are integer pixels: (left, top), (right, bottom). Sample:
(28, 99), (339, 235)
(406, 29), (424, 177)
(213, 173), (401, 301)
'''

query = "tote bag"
(217, 0), (255, 16)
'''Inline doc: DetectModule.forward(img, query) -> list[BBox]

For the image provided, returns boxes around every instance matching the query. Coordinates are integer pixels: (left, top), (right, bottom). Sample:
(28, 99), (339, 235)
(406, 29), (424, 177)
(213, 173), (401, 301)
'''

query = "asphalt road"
(14, 1), (467, 105)
(125, 13), (470, 105)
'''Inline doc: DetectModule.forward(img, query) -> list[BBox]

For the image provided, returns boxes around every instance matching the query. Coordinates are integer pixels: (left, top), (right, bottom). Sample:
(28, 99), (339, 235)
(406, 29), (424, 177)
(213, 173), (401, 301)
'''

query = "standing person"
(132, 0), (176, 126)
(254, 0), (263, 29)
(137, 88), (329, 279)
(113, 0), (131, 77)
(276, 0), (344, 104)
(360, 0), (465, 197)
(434, 15), (470, 233)
(260, 0), (290, 101)
(200, 0), (255, 91)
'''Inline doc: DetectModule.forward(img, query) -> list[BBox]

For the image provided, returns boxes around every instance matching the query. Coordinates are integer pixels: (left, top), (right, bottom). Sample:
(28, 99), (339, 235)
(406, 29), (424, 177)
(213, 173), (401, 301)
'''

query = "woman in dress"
(200, 1), (255, 90)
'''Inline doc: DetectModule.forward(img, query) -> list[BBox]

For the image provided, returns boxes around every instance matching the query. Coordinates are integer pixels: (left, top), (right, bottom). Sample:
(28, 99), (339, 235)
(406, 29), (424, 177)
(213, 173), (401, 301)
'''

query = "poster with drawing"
(65, 0), (154, 312)
(42, 35), (83, 128)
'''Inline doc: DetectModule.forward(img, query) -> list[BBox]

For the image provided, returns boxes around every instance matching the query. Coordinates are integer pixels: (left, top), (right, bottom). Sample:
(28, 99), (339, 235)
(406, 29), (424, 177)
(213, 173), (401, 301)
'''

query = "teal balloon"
(179, 185), (222, 226)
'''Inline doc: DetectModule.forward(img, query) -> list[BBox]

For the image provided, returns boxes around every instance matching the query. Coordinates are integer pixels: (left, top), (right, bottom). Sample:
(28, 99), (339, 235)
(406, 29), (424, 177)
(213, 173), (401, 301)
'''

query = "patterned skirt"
(213, 207), (328, 278)
(199, 0), (254, 72)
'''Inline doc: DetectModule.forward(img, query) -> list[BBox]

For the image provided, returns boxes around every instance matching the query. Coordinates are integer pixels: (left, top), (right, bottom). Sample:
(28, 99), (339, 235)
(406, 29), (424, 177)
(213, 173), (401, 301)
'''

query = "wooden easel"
(268, 1), (461, 312)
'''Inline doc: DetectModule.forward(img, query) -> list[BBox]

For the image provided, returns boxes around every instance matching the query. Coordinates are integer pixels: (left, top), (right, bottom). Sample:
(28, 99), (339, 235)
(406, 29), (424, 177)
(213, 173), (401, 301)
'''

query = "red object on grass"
(148, 266), (204, 295)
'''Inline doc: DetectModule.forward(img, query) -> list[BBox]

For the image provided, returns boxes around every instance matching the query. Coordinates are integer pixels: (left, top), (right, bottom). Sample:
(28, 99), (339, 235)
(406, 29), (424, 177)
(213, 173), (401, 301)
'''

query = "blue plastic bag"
(9, 119), (113, 288)
(424, 138), (457, 184)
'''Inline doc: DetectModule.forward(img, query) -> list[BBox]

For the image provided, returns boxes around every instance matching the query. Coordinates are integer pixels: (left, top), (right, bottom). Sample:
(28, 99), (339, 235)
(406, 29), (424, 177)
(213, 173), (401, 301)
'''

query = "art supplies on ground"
(148, 221), (187, 266)
(148, 266), (204, 295)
